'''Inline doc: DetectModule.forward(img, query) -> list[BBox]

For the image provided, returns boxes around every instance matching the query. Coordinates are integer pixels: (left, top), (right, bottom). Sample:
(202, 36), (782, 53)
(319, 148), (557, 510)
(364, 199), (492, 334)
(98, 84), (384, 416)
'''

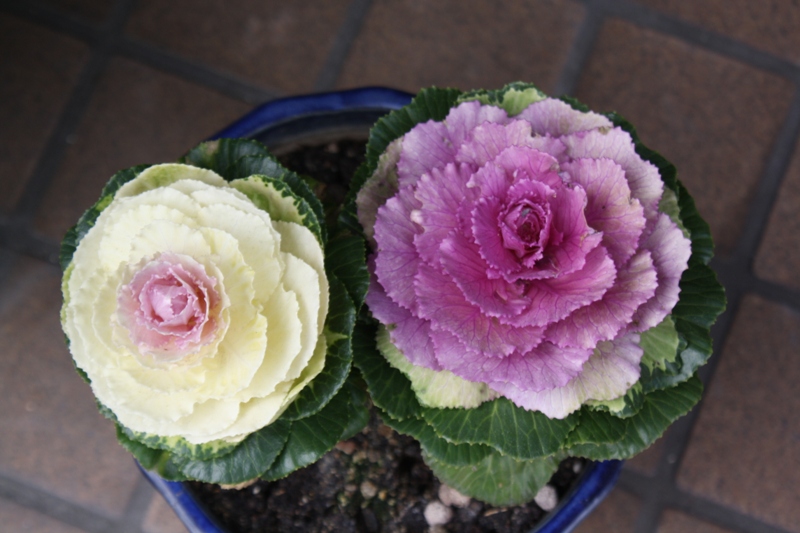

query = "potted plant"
(60, 85), (724, 532)
(348, 81), (725, 514)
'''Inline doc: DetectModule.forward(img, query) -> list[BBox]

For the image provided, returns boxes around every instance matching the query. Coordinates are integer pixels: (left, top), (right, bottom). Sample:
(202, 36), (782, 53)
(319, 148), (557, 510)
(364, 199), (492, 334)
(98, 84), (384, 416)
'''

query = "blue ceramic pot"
(139, 87), (623, 533)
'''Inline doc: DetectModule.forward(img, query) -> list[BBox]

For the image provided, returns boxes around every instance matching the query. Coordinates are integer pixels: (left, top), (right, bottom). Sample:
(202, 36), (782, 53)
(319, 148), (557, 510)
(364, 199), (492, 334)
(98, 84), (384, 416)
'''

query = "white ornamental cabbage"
(61, 163), (329, 445)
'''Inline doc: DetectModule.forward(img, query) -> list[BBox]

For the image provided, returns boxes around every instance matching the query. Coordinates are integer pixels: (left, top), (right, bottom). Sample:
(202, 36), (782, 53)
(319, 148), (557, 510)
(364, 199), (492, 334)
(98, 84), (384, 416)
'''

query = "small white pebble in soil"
(573, 462), (583, 474)
(251, 485), (261, 495)
(360, 481), (378, 499)
(439, 484), (471, 508)
(534, 484), (558, 511)
(424, 501), (453, 526)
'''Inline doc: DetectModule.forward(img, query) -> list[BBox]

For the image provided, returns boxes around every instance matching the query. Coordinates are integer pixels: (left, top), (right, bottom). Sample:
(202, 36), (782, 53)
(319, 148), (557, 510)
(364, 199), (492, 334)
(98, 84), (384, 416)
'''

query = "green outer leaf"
(341, 87), (462, 234)
(458, 82), (547, 116)
(421, 399), (579, 461)
(167, 420), (292, 485)
(642, 264), (724, 393)
(229, 153), (328, 244)
(261, 375), (369, 481)
(673, 264), (726, 329)
(567, 375), (703, 460)
(280, 273), (354, 421)
(181, 138), (266, 179)
(379, 409), (493, 467)
(339, 369), (372, 442)
(116, 426), (166, 470)
(586, 382), (644, 419)
(120, 426), (240, 461)
(352, 317), (424, 421)
(325, 234), (369, 310)
(565, 407), (628, 448)
(639, 316), (680, 373)
(59, 164), (150, 271)
(425, 451), (560, 507)
(356, 314), (578, 461)
(182, 138), (328, 244)
(231, 174), (324, 244)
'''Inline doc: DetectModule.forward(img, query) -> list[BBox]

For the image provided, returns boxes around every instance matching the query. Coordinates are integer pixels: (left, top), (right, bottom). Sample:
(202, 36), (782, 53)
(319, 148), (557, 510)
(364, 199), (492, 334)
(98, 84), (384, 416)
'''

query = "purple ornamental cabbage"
(357, 88), (691, 419)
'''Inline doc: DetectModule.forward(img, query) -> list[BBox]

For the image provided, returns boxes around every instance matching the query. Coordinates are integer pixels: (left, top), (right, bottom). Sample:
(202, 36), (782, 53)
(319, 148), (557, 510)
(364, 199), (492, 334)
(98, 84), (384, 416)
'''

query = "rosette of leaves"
(347, 83), (725, 505)
(60, 139), (370, 485)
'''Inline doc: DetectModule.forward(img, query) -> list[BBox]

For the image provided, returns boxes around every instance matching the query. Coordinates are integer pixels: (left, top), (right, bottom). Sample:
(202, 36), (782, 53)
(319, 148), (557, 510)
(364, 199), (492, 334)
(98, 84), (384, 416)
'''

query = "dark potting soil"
(187, 139), (587, 532)
(189, 412), (585, 533)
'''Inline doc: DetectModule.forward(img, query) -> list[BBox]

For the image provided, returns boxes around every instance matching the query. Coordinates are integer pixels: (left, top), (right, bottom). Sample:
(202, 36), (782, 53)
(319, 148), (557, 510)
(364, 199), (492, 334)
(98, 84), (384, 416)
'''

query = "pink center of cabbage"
(117, 253), (220, 362)
(500, 199), (551, 266)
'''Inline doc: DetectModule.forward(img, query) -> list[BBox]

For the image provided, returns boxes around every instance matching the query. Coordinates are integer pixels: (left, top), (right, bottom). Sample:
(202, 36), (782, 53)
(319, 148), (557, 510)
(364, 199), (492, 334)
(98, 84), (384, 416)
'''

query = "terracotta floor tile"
(143, 494), (188, 533)
(657, 509), (735, 533)
(336, 0), (585, 94)
(0, 499), (87, 533)
(0, 255), (141, 518)
(677, 294), (800, 532)
(754, 136), (800, 290)
(40, 0), (113, 23)
(635, 0), (800, 64)
(125, 0), (351, 94)
(574, 19), (794, 256)
(572, 488), (640, 533)
(34, 57), (250, 240)
(0, 14), (87, 214)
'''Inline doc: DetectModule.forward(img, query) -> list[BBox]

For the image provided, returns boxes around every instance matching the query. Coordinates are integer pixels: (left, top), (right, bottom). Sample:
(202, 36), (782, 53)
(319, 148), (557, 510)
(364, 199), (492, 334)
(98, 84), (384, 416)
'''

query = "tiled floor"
(1, 1), (798, 532)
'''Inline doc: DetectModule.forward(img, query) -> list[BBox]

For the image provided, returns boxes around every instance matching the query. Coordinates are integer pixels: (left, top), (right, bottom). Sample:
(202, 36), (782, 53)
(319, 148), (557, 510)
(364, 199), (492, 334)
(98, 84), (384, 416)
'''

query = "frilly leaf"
(325, 234), (369, 310)
(280, 272), (354, 421)
(378, 408), (494, 467)
(458, 82), (547, 116)
(567, 375), (702, 460)
(586, 382), (645, 419)
(425, 450), (561, 507)
(353, 316), (424, 422)
(164, 420), (291, 485)
(261, 375), (370, 481)
(421, 399), (579, 461)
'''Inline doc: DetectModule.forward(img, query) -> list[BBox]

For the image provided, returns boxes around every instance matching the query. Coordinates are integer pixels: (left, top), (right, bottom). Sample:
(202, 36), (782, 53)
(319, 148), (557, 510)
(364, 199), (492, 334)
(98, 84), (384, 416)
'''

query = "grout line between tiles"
(733, 89), (800, 263)
(0, 0), (280, 107)
(116, 37), (281, 105)
(0, 0), (101, 44)
(0, 223), (61, 266)
(115, 475), (157, 533)
(0, 474), (118, 533)
(8, 0), (137, 226)
(620, 470), (797, 533)
(313, 0), (374, 91)
(588, 0), (800, 83)
(552, 0), (605, 96)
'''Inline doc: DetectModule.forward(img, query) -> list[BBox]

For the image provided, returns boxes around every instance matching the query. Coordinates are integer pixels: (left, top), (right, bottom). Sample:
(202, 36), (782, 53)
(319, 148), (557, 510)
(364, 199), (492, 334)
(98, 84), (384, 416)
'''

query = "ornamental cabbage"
(352, 84), (724, 506)
(62, 162), (328, 442)
(358, 88), (690, 418)
(61, 139), (368, 485)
